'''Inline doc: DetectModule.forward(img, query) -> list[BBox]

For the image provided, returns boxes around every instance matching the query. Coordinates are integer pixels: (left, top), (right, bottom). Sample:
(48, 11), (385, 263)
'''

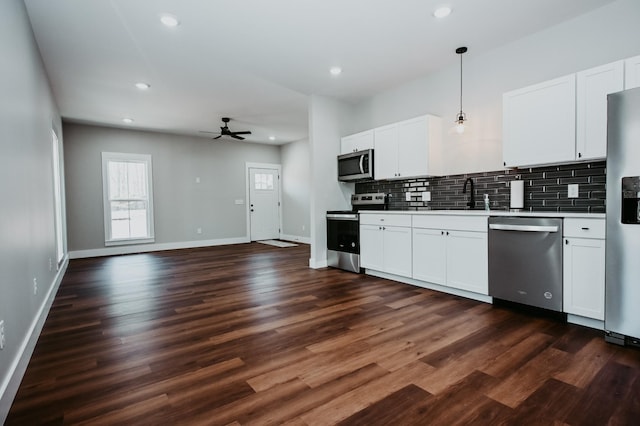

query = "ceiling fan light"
(135, 82), (150, 90)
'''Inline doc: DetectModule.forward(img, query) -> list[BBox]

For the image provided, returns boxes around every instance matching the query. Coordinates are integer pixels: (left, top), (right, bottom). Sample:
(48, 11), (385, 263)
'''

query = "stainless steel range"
(326, 193), (387, 273)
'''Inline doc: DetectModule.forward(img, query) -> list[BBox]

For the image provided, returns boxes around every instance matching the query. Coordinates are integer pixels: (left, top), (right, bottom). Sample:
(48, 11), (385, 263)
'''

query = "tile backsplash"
(355, 161), (606, 213)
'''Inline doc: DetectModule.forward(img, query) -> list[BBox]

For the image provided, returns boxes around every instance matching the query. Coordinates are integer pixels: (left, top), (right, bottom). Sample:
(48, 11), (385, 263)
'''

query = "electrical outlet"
(405, 192), (412, 202)
(0, 320), (5, 350)
(568, 184), (579, 198)
(33, 277), (37, 295)
(196, 227), (202, 234)
(195, 177), (201, 184)
(421, 191), (431, 202)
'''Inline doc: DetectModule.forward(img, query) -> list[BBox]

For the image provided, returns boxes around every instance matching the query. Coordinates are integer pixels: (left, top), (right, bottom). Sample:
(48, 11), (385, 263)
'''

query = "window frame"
(101, 152), (155, 246)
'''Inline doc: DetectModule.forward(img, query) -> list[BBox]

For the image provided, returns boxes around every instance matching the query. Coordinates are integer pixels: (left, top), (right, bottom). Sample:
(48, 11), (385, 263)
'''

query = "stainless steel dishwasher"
(488, 217), (563, 311)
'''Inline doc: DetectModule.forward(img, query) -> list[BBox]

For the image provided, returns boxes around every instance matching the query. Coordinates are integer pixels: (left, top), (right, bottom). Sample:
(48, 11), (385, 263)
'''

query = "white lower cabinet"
(412, 215), (488, 295)
(563, 218), (606, 321)
(360, 214), (412, 277)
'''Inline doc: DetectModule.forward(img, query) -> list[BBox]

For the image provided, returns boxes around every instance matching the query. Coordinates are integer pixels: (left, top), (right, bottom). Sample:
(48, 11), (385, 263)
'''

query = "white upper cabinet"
(374, 115), (442, 180)
(373, 124), (398, 180)
(576, 60), (624, 161)
(624, 54), (640, 89)
(340, 130), (374, 155)
(503, 74), (577, 168)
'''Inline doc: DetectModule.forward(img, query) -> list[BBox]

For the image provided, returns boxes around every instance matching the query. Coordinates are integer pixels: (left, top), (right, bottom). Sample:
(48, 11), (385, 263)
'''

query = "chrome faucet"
(463, 177), (475, 209)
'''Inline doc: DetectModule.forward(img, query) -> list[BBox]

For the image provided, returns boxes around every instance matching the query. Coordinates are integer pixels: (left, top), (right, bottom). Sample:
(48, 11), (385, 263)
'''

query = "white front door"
(249, 167), (280, 241)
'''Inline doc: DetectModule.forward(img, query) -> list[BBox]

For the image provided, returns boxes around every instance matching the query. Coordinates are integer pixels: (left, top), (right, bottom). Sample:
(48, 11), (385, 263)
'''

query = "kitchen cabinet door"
(563, 237), (605, 320)
(360, 224), (384, 271)
(625, 54), (640, 89)
(397, 117), (429, 179)
(503, 74), (576, 167)
(445, 230), (488, 295)
(576, 61), (624, 160)
(382, 226), (412, 277)
(412, 228), (446, 285)
(373, 124), (398, 180)
(341, 130), (374, 154)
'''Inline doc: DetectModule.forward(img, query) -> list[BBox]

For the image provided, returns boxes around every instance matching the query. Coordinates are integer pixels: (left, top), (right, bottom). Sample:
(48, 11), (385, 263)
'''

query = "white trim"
(0, 255), (69, 424)
(280, 234), (311, 244)
(365, 269), (493, 304)
(245, 162), (283, 242)
(69, 237), (250, 259)
(567, 314), (604, 330)
(101, 152), (155, 245)
(309, 258), (328, 269)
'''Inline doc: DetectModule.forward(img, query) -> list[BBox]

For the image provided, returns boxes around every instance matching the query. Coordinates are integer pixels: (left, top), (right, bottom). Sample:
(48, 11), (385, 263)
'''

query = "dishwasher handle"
(489, 223), (559, 233)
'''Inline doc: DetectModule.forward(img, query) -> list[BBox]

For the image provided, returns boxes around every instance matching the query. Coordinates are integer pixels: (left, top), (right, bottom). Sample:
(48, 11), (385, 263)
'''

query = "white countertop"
(359, 210), (605, 219)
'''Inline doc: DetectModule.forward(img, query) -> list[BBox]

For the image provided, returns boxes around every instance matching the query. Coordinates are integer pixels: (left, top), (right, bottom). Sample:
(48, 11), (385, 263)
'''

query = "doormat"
(257, 240), (298, 248)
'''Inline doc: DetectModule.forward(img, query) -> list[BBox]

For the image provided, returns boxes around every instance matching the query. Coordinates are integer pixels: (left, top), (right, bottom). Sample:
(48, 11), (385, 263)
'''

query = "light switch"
(568, 184), (579, 198)
(235, 199), (244, 205)
(195, 177), (201, 184)
(421, 191), (431, 202)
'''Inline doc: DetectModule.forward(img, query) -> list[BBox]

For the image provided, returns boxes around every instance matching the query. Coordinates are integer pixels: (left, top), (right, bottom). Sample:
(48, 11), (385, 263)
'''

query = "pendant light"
(455, 46), (468, 134)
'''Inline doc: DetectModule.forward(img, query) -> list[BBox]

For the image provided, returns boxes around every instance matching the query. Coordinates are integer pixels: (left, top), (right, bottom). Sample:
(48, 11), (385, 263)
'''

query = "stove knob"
(351, 242), (356, 247)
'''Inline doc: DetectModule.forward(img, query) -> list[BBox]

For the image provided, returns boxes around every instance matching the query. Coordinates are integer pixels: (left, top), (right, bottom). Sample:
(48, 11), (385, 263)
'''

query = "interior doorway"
(247, 164), (282, 241)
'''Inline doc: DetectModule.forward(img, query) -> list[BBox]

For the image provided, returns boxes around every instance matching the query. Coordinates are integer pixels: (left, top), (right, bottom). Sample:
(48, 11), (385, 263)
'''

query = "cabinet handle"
(503, 161), (506, 166)
(581, 227), (590, 230)
(578, 152), (582, 158)
(446, 231), (449, 236)
(441, 231), (444, 235)
(565, 239), (569, 245)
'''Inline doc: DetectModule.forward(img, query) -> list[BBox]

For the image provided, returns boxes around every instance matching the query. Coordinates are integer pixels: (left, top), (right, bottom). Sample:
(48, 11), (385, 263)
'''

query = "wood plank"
(6, 243), (640, 425)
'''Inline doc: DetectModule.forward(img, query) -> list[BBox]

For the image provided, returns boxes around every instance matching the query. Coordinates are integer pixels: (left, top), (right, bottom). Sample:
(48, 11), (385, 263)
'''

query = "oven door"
(326, 213), (359, 254)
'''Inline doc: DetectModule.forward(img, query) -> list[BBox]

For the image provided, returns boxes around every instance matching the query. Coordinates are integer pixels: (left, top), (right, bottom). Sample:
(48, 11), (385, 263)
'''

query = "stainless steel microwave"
(337, 149), (374, 181)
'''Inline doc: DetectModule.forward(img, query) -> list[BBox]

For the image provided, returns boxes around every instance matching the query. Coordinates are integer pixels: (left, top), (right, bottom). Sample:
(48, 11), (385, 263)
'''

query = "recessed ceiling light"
(269, 136), (276, 141)
(329, 66), (342, 76)
(135, 82), (150, 90)
(160, 14), (180, 27)
(122, 118), (134, 124)
(433, 6), (452, 18)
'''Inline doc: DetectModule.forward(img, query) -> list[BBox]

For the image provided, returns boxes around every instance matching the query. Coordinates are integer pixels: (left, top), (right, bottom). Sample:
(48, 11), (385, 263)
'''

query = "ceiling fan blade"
(213, 135), (222, 140)
(230, 131), (251, 135)
(231, 134), (245, 140)
(199, 130), (218, 134)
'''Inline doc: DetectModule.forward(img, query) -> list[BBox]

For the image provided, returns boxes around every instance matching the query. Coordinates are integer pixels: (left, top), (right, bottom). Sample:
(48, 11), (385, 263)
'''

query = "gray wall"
(0, 0), (64, 420)
(64, 123), (282, 252)
(308, 95), (355, 267)
(351, 0), (640, 175)
(280, 139), (310, 240)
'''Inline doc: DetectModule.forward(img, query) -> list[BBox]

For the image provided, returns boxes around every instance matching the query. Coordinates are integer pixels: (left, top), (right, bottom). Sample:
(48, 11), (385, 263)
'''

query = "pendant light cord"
(459, 52), (463, 114)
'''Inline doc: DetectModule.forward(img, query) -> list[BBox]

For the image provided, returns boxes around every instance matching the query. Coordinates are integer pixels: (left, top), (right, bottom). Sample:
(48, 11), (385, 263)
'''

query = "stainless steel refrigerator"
(605, 87), (640, 346)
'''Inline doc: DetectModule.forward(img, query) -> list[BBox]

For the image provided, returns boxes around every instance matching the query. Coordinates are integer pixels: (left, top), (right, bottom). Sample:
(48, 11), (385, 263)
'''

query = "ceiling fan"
(201, 117), (252, 140)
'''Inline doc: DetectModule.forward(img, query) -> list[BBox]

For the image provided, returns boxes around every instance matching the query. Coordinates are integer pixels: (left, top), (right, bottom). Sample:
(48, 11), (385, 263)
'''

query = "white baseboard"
(69, 237), (250, 259)
(567, 314), (604, 330)
(0, 255), (69, 424)
(365, 269), (493, 304)
(309, 258), (328, 269)
(280, 234), (310, 245)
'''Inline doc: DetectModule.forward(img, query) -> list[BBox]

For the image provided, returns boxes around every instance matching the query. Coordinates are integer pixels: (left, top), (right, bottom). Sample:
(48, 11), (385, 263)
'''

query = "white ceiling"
(24, 0), (614, 145)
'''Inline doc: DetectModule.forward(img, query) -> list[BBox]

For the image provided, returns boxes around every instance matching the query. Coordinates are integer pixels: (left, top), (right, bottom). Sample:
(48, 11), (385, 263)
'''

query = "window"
(101, 152), (154, 245)
(254, 173), (274, 190)
(52, 130), (65, 264)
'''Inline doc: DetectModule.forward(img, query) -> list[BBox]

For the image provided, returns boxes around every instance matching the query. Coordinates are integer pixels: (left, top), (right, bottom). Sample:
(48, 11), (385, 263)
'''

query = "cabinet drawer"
(564, 218), (605, 239)
(412, 215), (488, 232)
(360, 213), (411, 227)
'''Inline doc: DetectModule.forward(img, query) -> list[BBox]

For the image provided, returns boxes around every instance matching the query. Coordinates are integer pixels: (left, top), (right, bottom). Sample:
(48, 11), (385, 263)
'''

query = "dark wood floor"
(6, 243), (640, 425)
